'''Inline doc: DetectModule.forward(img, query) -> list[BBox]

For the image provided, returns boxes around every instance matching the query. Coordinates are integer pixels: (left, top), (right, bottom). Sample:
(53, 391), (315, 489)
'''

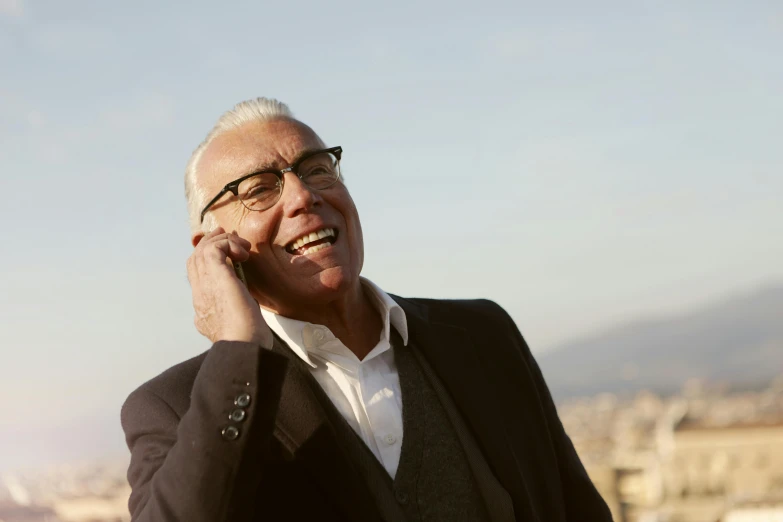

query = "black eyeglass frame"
(199, 146), (343, 223)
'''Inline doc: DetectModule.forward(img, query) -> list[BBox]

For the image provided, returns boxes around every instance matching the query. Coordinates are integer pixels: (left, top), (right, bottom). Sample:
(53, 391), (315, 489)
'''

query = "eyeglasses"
(200, 146), (343, 223)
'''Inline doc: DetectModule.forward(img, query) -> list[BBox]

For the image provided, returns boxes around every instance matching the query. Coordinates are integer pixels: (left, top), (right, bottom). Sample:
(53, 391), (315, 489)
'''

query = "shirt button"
(384, 434), (397, 445)
(229, 409), (246, 422)
(314, 329), (325, 342)
(235, 393), (251, 408)
(221, 426), (240, 441)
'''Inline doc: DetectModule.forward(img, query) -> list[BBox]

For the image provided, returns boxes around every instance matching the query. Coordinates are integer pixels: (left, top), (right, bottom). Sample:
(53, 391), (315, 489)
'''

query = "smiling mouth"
(285, 227), (338, 256)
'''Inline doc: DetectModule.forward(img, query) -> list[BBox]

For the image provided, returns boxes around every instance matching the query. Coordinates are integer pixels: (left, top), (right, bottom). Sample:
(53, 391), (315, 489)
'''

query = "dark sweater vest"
(389, 333), (492, 522)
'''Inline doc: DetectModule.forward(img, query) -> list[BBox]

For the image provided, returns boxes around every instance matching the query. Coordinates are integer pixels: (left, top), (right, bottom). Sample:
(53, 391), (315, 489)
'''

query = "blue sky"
(0, 0), (781, 470)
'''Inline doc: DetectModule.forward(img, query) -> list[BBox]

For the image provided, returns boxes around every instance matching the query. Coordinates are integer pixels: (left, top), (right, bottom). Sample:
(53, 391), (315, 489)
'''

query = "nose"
(280, 171), (321, 217)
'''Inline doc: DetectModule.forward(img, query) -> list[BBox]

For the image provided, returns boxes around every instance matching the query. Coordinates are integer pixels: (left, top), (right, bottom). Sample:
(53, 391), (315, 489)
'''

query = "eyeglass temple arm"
(200, 187), (231, 223)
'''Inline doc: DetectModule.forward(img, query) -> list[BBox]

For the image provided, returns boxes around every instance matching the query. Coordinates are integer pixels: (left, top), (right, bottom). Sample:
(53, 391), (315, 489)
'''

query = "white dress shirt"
(260, 278), (408, 478)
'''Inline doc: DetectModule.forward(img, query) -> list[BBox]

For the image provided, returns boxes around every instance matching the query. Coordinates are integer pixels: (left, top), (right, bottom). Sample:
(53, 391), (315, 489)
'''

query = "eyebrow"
(241, 148), (323, 178)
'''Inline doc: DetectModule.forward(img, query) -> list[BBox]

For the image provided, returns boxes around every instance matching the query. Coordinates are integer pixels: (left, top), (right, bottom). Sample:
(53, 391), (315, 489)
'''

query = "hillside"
(537, 284), (783, 399)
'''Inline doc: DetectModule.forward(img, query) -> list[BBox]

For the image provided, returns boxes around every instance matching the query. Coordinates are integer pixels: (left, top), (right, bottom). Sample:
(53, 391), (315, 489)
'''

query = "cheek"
(239, 213), (278, 250)
(341, 195), (364, 263)
(240, 215), (281, 291)
(351, 210), (364, 252)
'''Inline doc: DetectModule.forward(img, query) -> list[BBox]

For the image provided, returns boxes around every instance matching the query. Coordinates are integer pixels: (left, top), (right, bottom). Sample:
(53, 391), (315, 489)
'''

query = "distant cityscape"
(562, 374), (783, 522)
(0, 458), (130, 522)
(2, 375), (782, 522)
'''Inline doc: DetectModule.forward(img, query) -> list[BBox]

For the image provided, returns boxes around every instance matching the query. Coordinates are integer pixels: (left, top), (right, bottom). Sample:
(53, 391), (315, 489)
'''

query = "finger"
(194, 228), (227, 255)
(199, 231), (245, 253)
(192, 245), (212, 284)
(203, 235), (251, 265)
(230, 231), (252, 249)
(218, 238), (251, 264)
(196, 232), (240, 258)
(203, 227), (225, 241)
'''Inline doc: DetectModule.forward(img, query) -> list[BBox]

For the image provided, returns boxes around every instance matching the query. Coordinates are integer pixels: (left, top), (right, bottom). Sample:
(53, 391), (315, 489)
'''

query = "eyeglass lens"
(236, 151), (340, 212)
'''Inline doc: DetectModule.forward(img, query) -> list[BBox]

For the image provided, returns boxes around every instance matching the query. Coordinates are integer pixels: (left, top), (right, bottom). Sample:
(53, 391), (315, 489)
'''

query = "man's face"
(193, 118), (364, 312)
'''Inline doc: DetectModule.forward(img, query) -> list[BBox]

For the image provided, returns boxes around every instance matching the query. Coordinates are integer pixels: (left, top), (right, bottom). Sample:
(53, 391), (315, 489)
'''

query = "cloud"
(0, 0), (23, 17)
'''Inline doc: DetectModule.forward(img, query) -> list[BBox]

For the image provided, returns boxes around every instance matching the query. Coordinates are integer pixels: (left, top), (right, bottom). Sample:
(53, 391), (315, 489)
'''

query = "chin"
(314, 266), (357, 294)
(262, 265), (361, 312)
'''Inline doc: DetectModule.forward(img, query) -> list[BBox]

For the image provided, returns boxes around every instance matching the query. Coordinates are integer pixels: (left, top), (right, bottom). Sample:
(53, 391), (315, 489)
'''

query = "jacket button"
(235, 393), (251, 408)
(229, 409), (246, 422)
(395, 490), (408, 505)
(221, 426), (240, 441)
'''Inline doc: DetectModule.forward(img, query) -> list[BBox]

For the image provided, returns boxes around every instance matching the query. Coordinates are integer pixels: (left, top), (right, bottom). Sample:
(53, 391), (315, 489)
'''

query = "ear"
(191, 232), (205, 247)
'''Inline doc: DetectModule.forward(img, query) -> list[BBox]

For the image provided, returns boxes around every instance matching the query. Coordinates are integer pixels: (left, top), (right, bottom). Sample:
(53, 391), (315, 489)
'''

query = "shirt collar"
(260, 277), (408, 369)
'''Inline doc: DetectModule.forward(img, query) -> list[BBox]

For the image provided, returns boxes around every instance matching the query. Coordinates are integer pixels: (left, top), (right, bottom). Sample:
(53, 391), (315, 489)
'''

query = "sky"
(0, 0), (781, 471)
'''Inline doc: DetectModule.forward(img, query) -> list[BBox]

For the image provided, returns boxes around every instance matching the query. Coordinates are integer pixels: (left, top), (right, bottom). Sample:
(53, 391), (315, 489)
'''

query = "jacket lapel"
(268, 336), (383, 522)
(392, 295), (536, 520)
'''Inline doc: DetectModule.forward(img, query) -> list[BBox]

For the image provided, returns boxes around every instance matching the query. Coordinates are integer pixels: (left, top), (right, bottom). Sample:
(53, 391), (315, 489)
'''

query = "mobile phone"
(233, 261), (248, 287)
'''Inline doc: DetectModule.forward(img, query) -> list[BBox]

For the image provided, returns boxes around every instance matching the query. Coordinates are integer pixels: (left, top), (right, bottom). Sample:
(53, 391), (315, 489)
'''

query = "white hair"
(184, 97), (294, 234)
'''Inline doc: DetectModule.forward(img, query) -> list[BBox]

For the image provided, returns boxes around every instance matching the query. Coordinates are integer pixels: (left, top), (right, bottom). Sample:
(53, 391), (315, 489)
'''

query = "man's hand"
(187, 227), (273, 347)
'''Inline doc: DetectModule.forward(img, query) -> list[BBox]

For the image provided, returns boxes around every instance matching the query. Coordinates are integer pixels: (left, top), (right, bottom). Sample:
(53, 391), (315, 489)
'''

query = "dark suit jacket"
(121, 297), (612, 521)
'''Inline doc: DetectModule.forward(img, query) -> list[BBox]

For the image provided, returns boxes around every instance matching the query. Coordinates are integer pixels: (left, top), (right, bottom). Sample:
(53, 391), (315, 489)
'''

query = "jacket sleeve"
(491, 302), (614, 522)
(120, 340), (289, 522)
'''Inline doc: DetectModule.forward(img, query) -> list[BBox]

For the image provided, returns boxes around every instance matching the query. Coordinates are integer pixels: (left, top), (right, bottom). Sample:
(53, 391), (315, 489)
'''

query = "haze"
(0, 0), (781, 471)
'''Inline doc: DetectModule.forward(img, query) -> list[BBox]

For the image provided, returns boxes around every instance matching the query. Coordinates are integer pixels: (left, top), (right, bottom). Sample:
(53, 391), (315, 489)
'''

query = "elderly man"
(121, 98), (613, 522)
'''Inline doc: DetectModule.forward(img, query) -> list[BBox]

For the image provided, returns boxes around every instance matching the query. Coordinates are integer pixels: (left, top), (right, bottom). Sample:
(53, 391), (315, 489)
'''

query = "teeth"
(301, 243), (330, 255)
(288, 228), (336, 252)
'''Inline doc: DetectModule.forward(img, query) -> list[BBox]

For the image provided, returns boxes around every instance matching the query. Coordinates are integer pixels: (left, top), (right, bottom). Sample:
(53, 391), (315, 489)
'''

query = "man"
(121, 97), (613, 522)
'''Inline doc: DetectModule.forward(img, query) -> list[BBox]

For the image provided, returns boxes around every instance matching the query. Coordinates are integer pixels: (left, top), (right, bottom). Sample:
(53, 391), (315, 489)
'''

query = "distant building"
(561, 375), (783, 522)
(720, 497), (783, 522)
(599, 420), (783, 522)
(665, 420), (783, 501)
